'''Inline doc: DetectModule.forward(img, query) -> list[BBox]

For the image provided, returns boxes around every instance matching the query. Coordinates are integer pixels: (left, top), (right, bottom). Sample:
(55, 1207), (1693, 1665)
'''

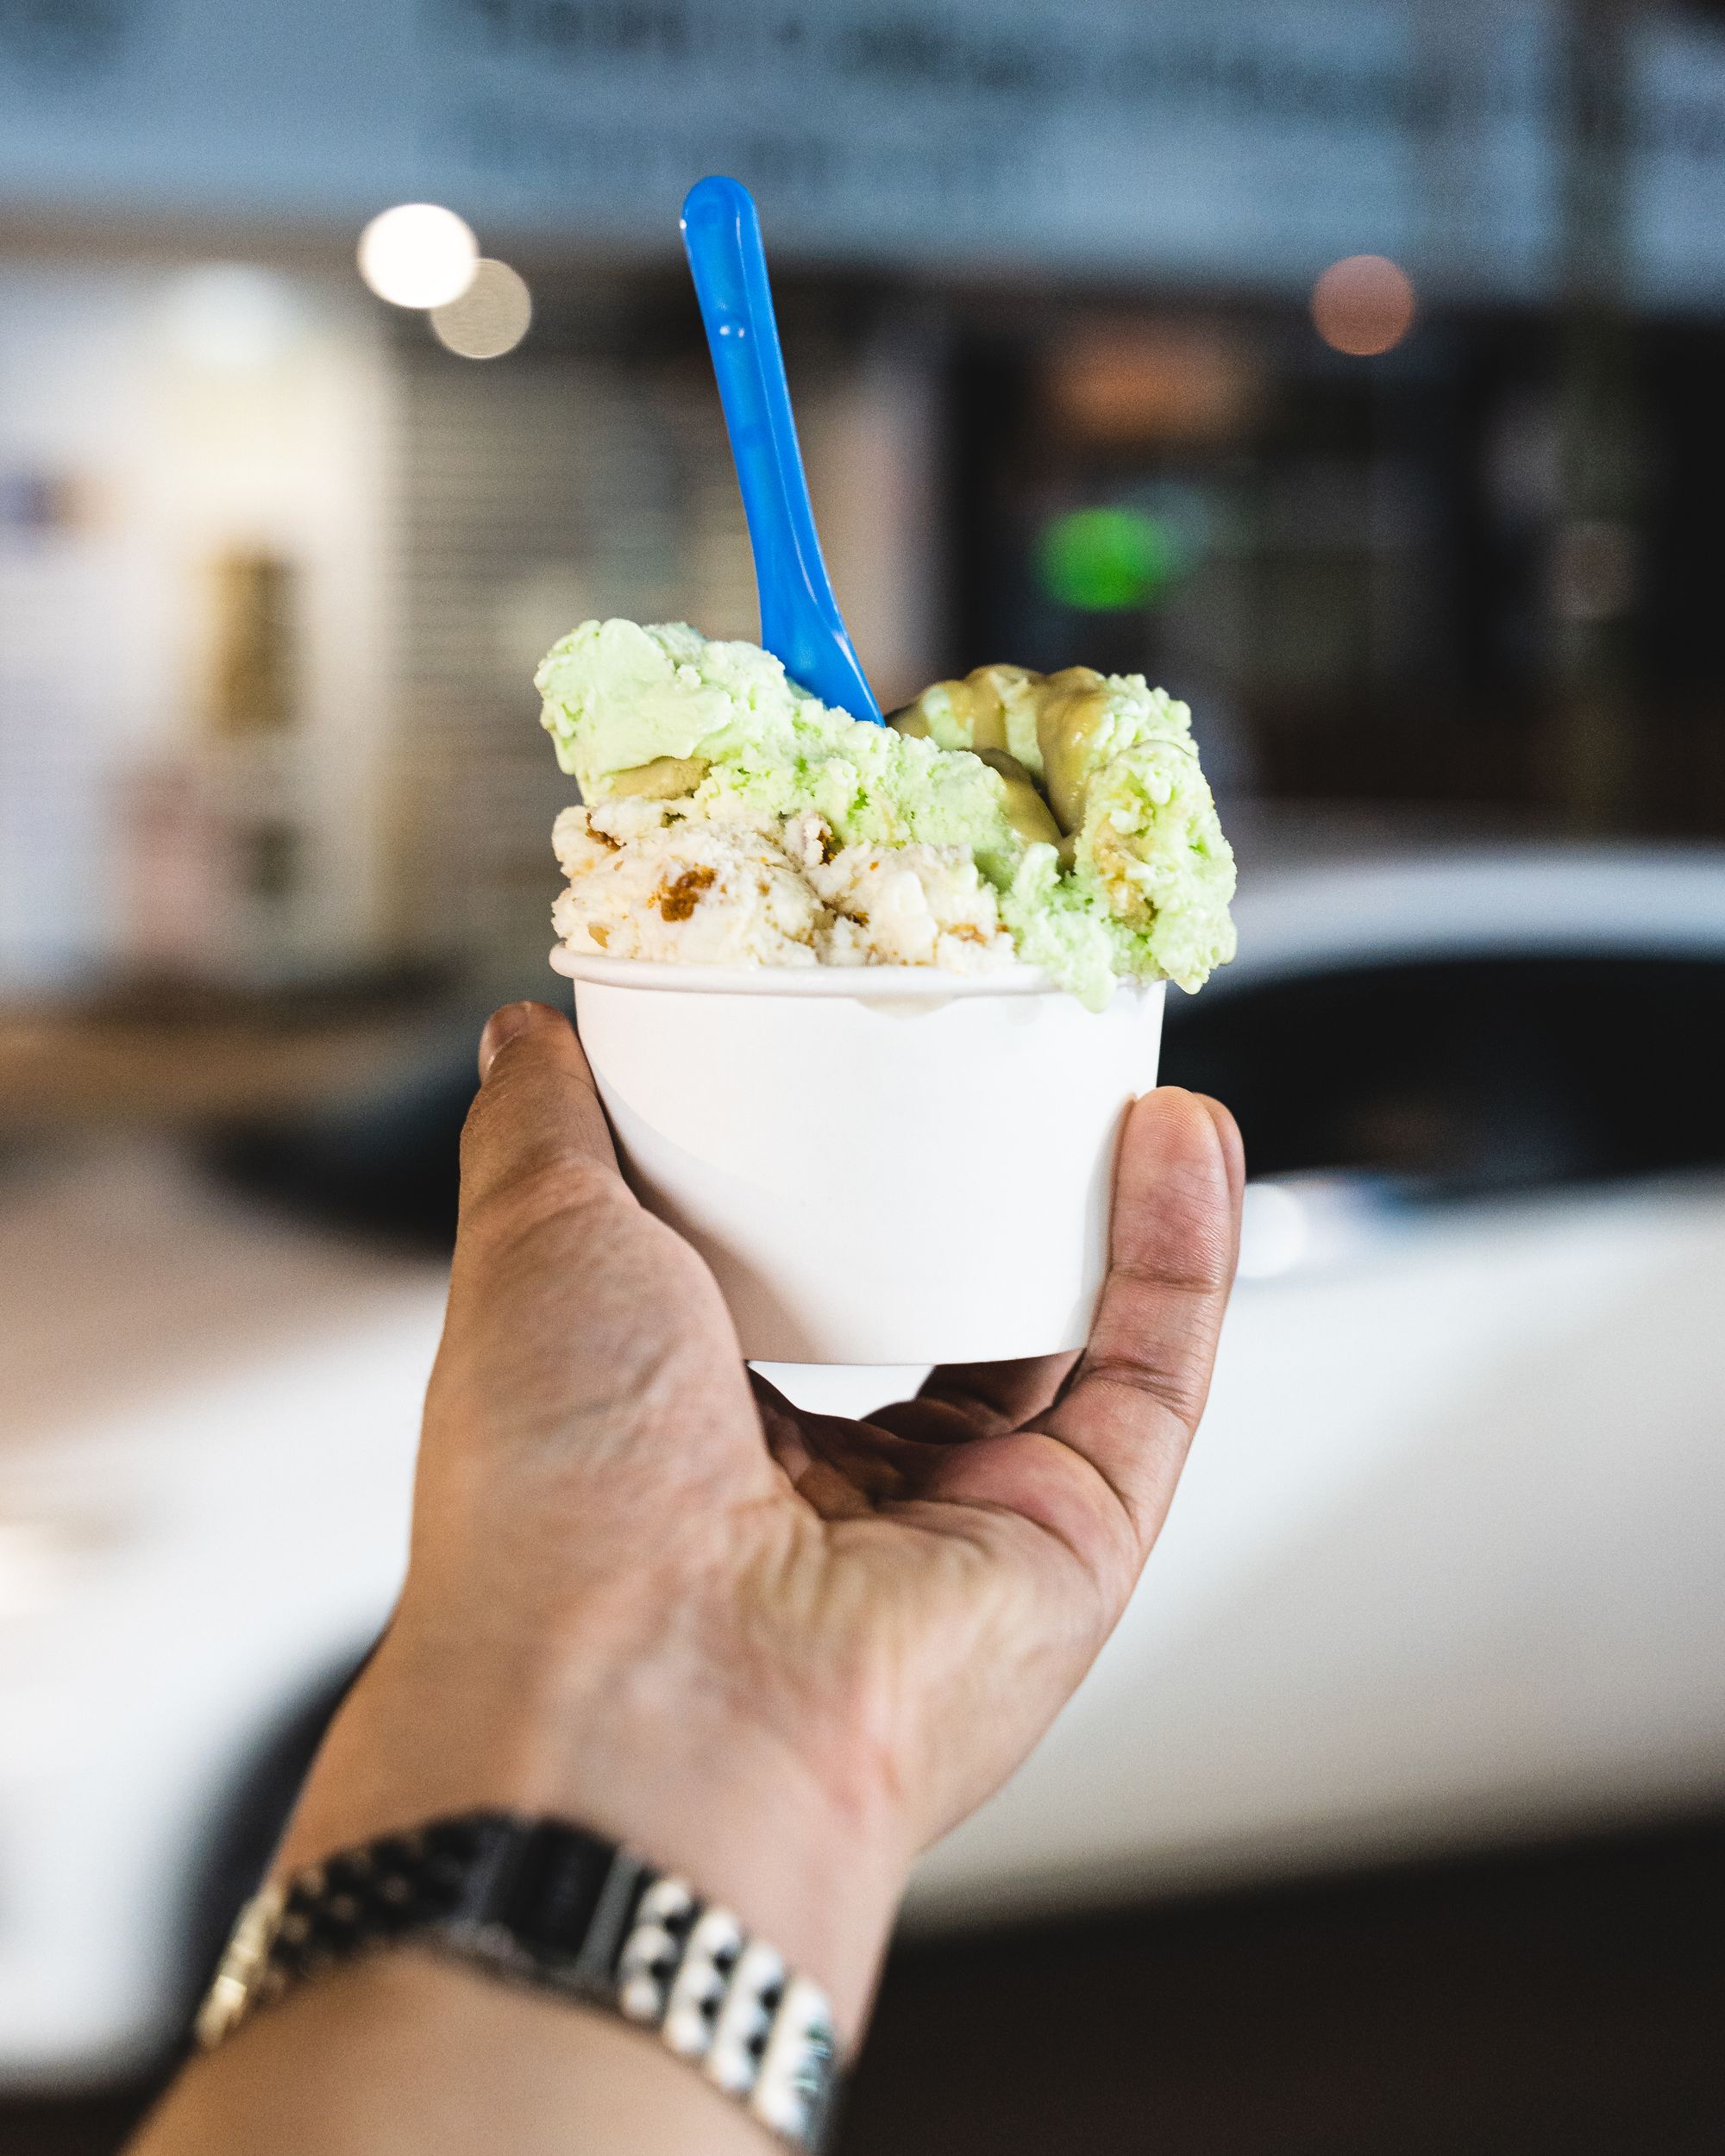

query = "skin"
(131, 1000), (1243, 2154)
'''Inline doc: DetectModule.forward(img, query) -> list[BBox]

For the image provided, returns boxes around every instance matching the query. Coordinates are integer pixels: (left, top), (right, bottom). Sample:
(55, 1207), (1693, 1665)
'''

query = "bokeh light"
(430, 260), (533, 359)
(1049, 324), (1261, 447)
(1310, 254), (1417, 356)
(357, 204), (478, 310)
(1037, 505), (1180, 611)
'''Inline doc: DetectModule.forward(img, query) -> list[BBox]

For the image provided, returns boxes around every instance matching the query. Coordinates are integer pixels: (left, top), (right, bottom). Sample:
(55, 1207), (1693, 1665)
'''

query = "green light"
(1037, 506), (1178, 613)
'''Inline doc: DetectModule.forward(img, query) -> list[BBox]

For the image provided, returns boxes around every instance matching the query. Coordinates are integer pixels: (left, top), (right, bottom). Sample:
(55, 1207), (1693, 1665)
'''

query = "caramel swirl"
(891, 663), (1121, 837)
(600, 755), (711, 801)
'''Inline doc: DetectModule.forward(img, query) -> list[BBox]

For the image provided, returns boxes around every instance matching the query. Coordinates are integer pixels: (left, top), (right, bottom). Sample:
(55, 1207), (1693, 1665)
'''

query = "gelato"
(538, 618), (1235, 1007)
(551, 799), (1014, 974)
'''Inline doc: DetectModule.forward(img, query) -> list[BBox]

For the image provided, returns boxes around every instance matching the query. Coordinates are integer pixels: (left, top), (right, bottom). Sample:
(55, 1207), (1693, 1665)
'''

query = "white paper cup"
(549, 952), (1166, 1365)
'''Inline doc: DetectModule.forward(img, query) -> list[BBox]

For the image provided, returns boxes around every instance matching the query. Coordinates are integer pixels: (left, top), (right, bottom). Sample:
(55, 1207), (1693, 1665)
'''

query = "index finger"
(1025, 1087), (1243, 1555)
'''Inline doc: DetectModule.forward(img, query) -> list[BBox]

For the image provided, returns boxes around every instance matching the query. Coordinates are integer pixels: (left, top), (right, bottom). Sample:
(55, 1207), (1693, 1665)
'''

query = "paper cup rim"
(549, 947), (1138, 1001)
(550, 947), (1058, 998)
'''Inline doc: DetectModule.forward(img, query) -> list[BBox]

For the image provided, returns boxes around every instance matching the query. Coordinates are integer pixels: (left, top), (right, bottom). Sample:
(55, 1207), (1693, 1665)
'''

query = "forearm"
(269, 1611), (907, 2040)
(129, 1952), (780, 2156)
(128, 1618), (905, 2156)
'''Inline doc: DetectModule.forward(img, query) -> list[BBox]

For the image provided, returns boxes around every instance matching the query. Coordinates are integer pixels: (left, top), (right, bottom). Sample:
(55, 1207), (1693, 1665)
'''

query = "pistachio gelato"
(537, 618), (1235, 1007)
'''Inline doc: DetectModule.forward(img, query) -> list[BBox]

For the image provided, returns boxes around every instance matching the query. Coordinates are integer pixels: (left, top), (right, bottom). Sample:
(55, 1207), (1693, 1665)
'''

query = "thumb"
(436, 1000), (758, 1499)
(459, 1001), (629, 1233)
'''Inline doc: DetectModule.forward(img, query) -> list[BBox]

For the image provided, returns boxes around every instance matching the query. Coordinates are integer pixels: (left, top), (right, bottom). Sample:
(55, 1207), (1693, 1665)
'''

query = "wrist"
(275, 1611), (908, 2040)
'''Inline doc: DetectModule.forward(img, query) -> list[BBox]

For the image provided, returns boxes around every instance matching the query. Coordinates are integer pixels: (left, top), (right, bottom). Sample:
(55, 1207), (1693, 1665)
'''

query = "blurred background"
(3, 2), (1724, 2150)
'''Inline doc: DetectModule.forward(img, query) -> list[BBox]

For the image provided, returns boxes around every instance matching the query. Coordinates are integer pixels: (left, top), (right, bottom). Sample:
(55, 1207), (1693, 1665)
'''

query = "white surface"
(1224, 843), (1725, 984)
(0, 1144), (442, 2080)
(905, 1178), (1725, 1924)
(570, 968), (1165, 1365)
(8, 1147), (1725, 2080)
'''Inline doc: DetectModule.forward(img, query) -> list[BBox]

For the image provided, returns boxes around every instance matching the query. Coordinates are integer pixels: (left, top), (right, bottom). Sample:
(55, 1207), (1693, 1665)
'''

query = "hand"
(279, 1000), (1244, 2038)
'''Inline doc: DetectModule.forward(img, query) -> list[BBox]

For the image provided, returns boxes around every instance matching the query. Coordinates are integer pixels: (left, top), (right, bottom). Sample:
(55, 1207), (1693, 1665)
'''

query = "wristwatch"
(195, 1811), (843, 2151)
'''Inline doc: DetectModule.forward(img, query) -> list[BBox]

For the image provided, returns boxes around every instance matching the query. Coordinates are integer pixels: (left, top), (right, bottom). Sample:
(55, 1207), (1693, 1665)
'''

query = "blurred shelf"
(0, 971), (458, 1132)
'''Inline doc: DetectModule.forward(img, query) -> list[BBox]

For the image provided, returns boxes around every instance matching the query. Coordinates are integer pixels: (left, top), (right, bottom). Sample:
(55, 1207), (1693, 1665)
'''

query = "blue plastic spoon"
(681, 175), (883, 725)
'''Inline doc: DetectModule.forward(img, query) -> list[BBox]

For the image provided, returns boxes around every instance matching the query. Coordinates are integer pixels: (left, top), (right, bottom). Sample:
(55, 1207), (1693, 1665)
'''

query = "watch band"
(194, 1812), (842, 2151)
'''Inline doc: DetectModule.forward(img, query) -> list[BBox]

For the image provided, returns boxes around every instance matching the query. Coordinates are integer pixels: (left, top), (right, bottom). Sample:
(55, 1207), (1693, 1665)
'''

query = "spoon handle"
(681, 176), (883, 724)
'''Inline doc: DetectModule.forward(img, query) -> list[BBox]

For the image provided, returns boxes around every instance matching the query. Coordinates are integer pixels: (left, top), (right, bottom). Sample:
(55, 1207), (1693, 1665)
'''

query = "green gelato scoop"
(537, 619), (1236, 1007)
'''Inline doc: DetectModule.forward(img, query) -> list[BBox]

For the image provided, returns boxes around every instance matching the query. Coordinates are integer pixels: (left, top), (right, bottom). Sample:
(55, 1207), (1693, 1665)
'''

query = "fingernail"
(478, 1002), (534, 1081)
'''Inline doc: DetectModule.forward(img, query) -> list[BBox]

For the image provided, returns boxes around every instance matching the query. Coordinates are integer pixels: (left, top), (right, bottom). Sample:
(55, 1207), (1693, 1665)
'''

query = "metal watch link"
(194, 1811), (842, 2151)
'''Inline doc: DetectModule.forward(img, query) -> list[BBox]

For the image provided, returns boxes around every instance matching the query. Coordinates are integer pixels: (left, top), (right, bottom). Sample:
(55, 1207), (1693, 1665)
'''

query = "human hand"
(279, 1000), (1244, 2038)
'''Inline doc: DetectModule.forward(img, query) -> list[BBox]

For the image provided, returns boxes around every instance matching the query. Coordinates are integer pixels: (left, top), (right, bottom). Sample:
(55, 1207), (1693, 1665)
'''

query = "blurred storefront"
(0, 261), (394, 992)
(7, 0), (1725, 1000)
(5, 11), (1725, 2146)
